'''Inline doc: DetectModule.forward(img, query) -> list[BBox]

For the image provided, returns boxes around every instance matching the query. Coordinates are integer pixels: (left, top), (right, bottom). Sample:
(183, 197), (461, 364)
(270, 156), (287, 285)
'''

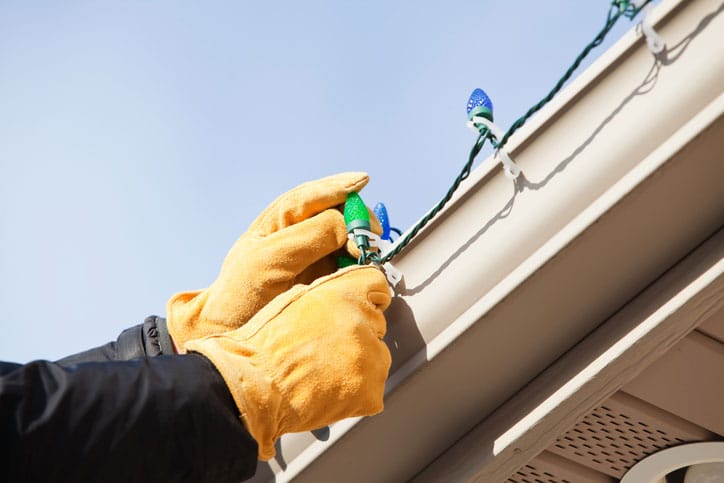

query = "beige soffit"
(249, 0), (724, 481)
(507, 387), (721, 482)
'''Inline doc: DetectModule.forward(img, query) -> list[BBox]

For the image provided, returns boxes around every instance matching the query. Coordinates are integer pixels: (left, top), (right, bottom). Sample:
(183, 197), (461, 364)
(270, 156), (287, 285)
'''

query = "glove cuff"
(166, 289), (209, 349)
(185, 336), (283, 460)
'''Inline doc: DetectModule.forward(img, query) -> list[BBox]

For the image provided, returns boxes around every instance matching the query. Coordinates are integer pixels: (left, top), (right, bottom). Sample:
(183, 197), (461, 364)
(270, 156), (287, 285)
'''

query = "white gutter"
(249, 0), (724, 480)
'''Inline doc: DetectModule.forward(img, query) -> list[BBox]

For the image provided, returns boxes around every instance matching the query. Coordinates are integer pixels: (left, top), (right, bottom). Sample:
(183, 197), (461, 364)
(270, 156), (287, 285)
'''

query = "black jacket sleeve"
(55, 315), (175, 365)
(0, 353), (258, 483)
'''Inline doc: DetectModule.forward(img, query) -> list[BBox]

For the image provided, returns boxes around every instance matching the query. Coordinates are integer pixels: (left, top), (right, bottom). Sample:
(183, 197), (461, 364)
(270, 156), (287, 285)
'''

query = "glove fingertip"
(368, 289), (392, 312)
(340, 171), (369, 192)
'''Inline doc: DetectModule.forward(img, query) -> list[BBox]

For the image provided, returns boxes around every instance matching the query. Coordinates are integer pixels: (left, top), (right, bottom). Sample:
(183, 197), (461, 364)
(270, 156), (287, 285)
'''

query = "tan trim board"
(622, 329), (724, 435)
(697, 309), (724, 345)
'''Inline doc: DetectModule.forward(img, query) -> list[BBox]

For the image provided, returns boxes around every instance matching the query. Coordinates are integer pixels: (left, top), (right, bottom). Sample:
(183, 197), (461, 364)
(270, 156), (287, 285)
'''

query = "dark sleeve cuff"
(56, 316), (174, 366)
(154, 316), (175, 355)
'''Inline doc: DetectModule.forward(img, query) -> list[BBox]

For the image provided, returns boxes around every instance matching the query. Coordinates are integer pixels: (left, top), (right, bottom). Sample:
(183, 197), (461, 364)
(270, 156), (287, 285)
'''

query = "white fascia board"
(250, 1), (724, 481)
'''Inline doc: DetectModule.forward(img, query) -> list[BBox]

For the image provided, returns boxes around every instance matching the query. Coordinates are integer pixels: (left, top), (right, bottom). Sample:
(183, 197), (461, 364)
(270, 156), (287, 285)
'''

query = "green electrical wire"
(381, 129), (489, 264)
(491, 0), (651, 152)
(380, 0), (650, 265)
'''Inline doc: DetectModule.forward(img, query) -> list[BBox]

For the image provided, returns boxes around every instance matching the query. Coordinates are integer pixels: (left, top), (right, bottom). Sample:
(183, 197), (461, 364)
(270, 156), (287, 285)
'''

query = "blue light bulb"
(373, 202), (391, 241)
(466, 88), (494, 122)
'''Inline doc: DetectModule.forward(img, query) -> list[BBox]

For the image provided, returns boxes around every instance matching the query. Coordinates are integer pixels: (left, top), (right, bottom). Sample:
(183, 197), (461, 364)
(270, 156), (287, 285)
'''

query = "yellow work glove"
(185, 265), (392, 460)
(167, 172), (380, 348)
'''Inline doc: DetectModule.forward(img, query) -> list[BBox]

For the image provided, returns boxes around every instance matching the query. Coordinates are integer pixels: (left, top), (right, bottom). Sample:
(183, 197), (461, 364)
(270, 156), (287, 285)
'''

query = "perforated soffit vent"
(507, 392), (716, 482)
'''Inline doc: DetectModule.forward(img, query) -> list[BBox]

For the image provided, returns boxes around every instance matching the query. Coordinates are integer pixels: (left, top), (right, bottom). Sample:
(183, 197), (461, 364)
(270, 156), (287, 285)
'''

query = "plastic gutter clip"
(466, 88), (521, 180)
(382, 261), (403, 289)
(634, 1), (665, 54)
(473, 116), (521, 180)
(348, 228), (380, 248)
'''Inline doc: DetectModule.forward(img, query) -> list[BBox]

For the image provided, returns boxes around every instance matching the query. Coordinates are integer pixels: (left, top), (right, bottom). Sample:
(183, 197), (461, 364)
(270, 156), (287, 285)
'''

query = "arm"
(0, 354), (257, 483)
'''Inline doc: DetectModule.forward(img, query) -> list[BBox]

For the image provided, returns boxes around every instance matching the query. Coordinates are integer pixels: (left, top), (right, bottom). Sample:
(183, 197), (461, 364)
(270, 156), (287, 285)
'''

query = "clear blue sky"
(1, 1), (640, 362)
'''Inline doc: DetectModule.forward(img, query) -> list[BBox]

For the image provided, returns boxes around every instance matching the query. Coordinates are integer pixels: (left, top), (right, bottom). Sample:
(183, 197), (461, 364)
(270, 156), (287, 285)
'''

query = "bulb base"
(468, 105), (493, 122)
(347, 219), (372, 250)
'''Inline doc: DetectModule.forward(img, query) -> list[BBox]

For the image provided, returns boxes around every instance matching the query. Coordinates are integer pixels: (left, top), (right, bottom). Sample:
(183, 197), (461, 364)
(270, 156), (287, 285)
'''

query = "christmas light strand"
(379, 0), (653, 265)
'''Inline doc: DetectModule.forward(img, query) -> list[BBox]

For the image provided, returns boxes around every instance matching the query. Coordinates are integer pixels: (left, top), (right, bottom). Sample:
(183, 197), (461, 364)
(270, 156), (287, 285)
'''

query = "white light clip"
(382, 261), (403, 289)
(496, 149), (521, 180)
(348, 228), (381, 247)
(635, 1), (665, 54)
(467, 116), (521, 180)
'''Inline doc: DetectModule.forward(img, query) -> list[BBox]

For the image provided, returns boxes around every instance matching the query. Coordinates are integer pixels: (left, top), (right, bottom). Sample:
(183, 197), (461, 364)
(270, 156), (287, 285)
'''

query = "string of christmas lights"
(378, 0), (655, 266)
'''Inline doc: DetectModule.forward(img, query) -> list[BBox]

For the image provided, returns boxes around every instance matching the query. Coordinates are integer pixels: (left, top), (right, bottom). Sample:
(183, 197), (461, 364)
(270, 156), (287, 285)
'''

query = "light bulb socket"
(347, 220), (372, 250)
(468, 105), (494, 122)
(346, 218), (371, 233)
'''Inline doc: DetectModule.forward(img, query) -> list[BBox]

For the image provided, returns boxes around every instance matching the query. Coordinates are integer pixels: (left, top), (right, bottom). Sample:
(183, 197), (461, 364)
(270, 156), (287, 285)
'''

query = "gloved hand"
(167, 172), (381, 348)
(185, 265), (392, 460)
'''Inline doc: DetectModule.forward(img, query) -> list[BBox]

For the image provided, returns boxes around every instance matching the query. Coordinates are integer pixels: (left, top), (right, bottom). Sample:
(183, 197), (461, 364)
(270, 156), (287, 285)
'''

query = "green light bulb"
(344, 192), (370, 231)
(338, 192), (372, 267)
(337, 255), (358, 268)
